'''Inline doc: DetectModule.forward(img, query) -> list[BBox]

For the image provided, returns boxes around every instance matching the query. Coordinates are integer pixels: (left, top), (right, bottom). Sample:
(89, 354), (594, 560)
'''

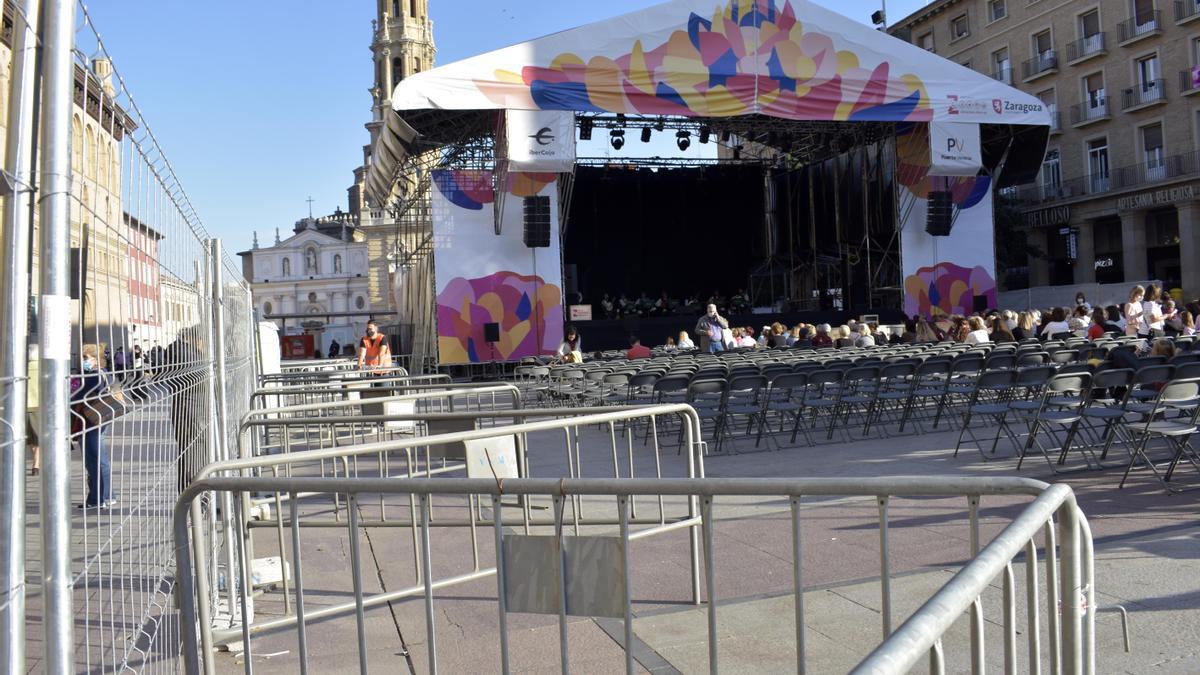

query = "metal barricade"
(173, 474), (1094, 674)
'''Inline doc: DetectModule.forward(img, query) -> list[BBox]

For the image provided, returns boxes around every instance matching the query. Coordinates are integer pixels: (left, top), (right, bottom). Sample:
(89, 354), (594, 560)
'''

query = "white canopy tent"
(367, 0), (1050, 203)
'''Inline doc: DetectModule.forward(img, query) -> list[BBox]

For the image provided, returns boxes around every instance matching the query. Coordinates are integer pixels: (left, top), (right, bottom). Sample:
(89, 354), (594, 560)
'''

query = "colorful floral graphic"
(433, 170), (559, 210)
(478, 0), (932, 122)
(895, 123), (990, 207)
(436, 271), (563, 363)
(904, 262), (996, 318)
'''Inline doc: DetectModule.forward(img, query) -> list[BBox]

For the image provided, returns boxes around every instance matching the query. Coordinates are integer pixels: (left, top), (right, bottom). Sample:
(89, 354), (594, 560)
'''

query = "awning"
(391, 0), (1050, 126)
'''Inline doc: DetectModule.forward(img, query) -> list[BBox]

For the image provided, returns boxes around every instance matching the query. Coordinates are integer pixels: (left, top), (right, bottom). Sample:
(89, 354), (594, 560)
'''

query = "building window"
(988, 0), (1006, 22)
(1078, 10), (1102, 52)
(951, 14), (970, 39)
(918, 32), (934, 51)
(1041, 148), (1062, 197)
(1038, 88), (1058, 126)
(1132, 0), (1156, 29)
(411, 0), (418, 18)
(1033, 30), (1054, 61)
(414, 57), (421, 73)
(304, 246), (319, 274)
(1141, 123), (1165, 179)
(1136, 54), (1160, 90)
(356, 296), (366, 310)
(392, 0), (400, 17)
(282, 257), (291, 277)
(1087, 138), (1110, 193)
(1083, 72), (1107, 117)
(992, 47), (1011, 83)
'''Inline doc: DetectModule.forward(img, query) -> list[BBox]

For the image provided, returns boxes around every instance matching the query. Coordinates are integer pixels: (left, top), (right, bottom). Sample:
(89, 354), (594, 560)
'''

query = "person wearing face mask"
(357, 320), (392, 372)
(71, 344), (115, 509)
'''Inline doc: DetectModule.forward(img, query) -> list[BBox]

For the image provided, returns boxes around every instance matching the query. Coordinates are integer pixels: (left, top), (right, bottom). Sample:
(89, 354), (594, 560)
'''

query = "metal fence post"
(37, 0), (78, 671)
(0, 0), (40, 670)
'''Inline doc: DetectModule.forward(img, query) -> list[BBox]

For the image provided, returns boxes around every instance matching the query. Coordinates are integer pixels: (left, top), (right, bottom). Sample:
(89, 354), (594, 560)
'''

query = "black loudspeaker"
(483, 322), (500, 343)
(925, 191), (954, 236)
(523, 195), (551, 247)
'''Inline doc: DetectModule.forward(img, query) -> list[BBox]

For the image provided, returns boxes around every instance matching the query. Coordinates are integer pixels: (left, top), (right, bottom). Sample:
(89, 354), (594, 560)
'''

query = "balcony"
(1065, 33), (1106, 65)
(1021, 51), (1058, 81)
(1118, 11), (1162, 45)
(1069, 98), (1110, 127)
(1010, 150), (1200, 206)
(991, 66), (1013, 84)
(1122, 80), (1167, 110)
(1175, 0), (1200, 23)
(1180, 69), (1200, 95)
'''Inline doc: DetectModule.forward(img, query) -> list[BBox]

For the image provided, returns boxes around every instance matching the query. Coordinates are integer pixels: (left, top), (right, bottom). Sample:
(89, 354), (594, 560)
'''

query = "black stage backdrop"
(565, 164), (767, 300)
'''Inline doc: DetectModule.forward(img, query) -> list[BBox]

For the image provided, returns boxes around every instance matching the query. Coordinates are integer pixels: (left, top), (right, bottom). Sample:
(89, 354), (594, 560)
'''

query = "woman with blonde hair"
(1125, 285), (1145, 337)
(834, 325), (854, 348)
(677, 330), (695, 350)
(1012, 312), (1035, 341)
(914, 316), (939, 343)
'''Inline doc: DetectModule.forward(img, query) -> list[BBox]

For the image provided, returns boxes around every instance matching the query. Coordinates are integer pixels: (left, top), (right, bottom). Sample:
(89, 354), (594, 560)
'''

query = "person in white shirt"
(736, 328), (757, 348)
(964, 316), (991, 344)
(555, 325), (583, 363)
(677, 331), (695, 350)
(1124, 285), (1145, 337)
(1141, 284), (1165, 338)
(1039, 307), (1072, 338)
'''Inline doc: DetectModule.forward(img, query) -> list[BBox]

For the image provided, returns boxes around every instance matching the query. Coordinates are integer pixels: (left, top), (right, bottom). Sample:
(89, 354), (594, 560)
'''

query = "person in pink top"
(626, 335), (652, 359)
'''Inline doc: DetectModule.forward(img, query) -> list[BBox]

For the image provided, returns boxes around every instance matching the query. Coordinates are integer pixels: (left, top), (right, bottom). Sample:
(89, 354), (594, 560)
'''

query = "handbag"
(83, 384), (129, 426)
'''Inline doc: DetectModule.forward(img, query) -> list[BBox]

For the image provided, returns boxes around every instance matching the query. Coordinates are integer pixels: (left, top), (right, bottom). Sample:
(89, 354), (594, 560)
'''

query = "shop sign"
(1094, 257), (1115, 269)
(1024, 205), (1071, 228)
(1117, 185), (1196, 211)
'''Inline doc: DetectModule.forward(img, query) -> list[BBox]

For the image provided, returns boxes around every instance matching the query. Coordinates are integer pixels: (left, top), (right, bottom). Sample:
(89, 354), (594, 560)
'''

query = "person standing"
(1124, 285), (1145, 337)
(694, 303), (729, 353)
(357, 320), (392, 371)
(329, 339), (341, 360)
(1141, 285), (1165, 338)
(72, 344), (114, 508)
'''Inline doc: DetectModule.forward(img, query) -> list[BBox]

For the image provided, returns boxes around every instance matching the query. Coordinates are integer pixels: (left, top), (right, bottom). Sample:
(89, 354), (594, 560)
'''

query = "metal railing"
(1065, 32), (1106, 61)
(1012, 149), (1200, 205)
(1178, 69), (1200, 94)
(174, 475), (1096, 674)
(1021, 51), (1057, 79)
(1069, 98), (1109, 125)
(1175, 0), (1200, 21)
(1119, 11), (1162, 41)
(991, 66), (1013, 84)
(1121, 80), (1166, 109)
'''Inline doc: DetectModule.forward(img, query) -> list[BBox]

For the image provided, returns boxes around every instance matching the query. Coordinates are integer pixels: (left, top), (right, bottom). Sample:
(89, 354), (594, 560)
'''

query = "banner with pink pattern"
(392, 0), (1049, 126)
(432, 170), (564, 364)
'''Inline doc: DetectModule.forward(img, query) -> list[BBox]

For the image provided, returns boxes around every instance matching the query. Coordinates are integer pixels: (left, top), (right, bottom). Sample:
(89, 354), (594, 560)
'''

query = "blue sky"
(84, 0), (929, 252)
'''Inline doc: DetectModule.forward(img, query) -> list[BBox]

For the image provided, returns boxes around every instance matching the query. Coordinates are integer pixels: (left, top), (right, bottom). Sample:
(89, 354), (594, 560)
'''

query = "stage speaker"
(483, 322), (501, 343)
(925, 191), (953, 236)
(973, 294), (989, 313)
(523, 196), (551, 247)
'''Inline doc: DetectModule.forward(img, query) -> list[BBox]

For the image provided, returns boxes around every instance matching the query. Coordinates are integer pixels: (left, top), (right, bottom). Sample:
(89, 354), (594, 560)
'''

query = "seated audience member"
(758, 326), (771, 347)
(964, 316), (990, 344)
(1150, 338), (1176, 360)
(737, 328), (757, 348)
(811, 324), (833, 349)
(1003, 310), (1018, 330)
(1180, 311), (1196, 336)
(792, 326), (813, 349)
(989, 316), (1016, 343)
(677, 331), (696, 350)
(1087, 308), (1112, 340)
(855, 330), (876, 348)
(914, 316), (938, 343)
(769, 323), (789, 348)
(1013, 312), (1035, 341)
(556, 325), (583, 363)
(1039, 307), (1072, 339)
(834, 326), (854, 349)
(1068, 306), (1090, 336)
(1106, 305), (1125, 333)
(663, 336), (677, 351)
(786, 325), (801, 347)
(626, 335), (652, 359)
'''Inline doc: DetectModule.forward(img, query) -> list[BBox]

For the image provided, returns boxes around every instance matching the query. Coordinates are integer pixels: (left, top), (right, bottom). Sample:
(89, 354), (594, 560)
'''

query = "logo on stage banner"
(929, 121), (982, 177)
(506, 110), (576, 172)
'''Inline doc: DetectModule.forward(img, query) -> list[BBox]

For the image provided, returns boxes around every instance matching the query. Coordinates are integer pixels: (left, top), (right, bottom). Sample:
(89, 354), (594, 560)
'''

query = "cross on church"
(306, 195), (314, 218)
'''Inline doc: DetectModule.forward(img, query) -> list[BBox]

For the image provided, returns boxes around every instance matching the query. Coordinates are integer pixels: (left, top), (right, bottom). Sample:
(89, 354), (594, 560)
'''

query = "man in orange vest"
(357, 320), (392, 371)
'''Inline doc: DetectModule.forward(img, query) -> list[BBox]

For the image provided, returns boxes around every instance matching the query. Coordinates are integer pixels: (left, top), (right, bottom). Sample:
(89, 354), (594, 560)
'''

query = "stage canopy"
(368, 0), (1050, 204)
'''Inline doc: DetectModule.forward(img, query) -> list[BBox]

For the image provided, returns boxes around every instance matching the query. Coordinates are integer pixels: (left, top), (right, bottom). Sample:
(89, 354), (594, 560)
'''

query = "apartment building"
(892, 0), (1200, 297)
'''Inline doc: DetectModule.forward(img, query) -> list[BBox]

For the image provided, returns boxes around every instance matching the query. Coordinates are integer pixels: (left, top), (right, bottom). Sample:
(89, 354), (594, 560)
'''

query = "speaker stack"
(925, 191), (954, 236)
(522, 196), (551, 247)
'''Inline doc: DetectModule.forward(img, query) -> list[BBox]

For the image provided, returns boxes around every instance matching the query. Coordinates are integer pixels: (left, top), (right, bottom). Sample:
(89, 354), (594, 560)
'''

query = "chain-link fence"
(0, 2), (257, 672)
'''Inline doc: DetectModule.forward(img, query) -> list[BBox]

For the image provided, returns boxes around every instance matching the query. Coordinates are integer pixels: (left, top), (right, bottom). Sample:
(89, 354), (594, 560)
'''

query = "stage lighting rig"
(641, 127), (652, 143)
(699, 126), (711, 144)
(720, 129), (732, 143)
(676, 130), (691, 150)
(610, 129), (625, 150)
(579, 117), (593, 140)
(655, 118), (665, 132)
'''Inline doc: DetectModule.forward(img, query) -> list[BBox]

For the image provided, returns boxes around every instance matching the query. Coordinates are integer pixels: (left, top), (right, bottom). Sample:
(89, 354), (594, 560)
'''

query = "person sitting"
(601, 293), (615, 319)
(556, 325), (583, 363)
(854, 330), (876, 348)
(1039, 307), (1072, 340)
(1086, 308), (1112, 340)
(677, 330), (696, 350)
(663, 336), (677, 351)
(1068, 305), (1090, 336)
(769, 323), (789, 348)
(736, 328), (757, 349)
(1180, 310), (1196, 336)
(990, 316), (1017, 343)
(964, 316), (990, 344)
(811, 324), (833, 349)
(626, 335), (652, 359)
(833, 326), (854, 349)
(792, 326), (814, 349)
(785, 325), (801, 347)
(1012, 312), (1036, 341)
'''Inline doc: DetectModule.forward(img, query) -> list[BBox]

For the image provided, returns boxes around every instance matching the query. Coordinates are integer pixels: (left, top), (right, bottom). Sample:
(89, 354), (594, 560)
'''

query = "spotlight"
(655, 118), (665, 132)
(610, 129), (625, 150)
(579, 118), (593, 140)
(615, 113), (627, 126)
(641, 127), (652, 143)
(699, 126), (711, 144)
(675, 130), (691, 151)
(733, 144), (744, 160)
(720, 129), (732, 143)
